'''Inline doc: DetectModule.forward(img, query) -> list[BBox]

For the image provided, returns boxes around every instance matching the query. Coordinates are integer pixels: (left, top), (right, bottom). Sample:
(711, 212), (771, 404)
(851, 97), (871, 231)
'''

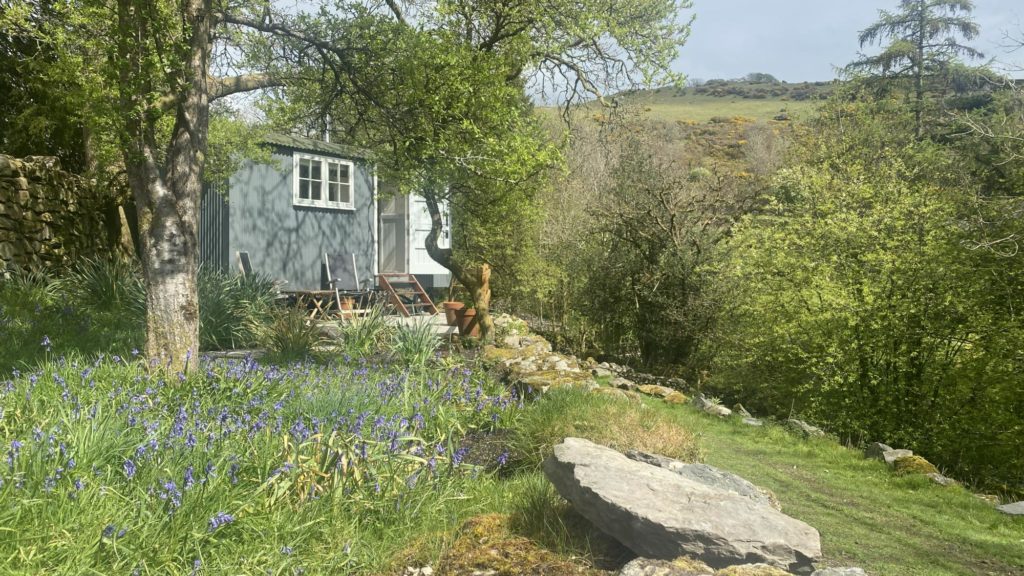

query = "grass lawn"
(641, 399), (1024, 576)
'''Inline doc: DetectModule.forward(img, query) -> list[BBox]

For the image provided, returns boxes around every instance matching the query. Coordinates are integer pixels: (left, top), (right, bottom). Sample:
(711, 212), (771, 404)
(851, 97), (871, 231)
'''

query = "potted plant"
(339, 296), (355, 311)
(442, 300), (465, 326)
(454, 304), (480, 338)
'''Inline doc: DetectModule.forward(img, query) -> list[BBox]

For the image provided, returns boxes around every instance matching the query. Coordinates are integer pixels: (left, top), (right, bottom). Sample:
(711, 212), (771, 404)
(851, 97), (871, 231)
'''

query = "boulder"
(664, 391), (689, 405)
(592, 366), (615, 378)
(742, 418), (764, 427)
(786, 419), (825, 438)
(925, 473), (958, 487)
(863, 442), (893, 461)
(704, 404), (732, 418)
(811, 570), (866, 576)
(625, 450), (781, 510)
(617, 557), (713, 576)
(514, 370), (597, 394)
(996, 501), (1024, 516)
(975, 494), (1001, 506)
(881, 449), (914, 468)
(638, 384), (678, 398)
(544, 438), (820, 572)
(733, 404), (753, 418)
(891, 455), (939, 476)
(592, 387), (642, 403)
(612, 376), (638, 390)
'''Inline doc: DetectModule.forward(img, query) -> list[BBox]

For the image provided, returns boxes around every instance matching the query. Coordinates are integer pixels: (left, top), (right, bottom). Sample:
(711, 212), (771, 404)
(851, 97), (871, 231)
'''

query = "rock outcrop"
(544, 438), (821, 573)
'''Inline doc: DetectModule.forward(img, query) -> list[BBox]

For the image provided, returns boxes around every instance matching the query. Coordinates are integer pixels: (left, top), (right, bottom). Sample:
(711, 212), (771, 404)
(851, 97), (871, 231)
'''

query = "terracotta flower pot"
(442, 301), (465, 326)
(340, 297), (355, 311)
(454, 307), (480, 338)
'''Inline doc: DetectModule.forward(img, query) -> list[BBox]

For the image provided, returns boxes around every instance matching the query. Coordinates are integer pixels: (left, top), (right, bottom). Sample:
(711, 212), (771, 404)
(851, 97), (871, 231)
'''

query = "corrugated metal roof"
(263, 133), (374, 160)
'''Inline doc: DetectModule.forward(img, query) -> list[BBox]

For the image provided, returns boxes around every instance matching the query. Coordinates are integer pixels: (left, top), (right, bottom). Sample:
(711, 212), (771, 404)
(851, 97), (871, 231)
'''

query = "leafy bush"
(709, 100), (1024, 492)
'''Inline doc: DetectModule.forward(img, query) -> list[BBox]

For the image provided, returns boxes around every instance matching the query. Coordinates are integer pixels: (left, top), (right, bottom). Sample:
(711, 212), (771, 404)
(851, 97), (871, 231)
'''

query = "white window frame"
(292, 152), (355, 210)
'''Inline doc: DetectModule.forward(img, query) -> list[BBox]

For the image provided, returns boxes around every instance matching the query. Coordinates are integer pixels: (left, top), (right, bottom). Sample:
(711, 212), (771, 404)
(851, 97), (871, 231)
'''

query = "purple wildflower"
(123, 459), (136, 480)
(207, 511), (235, 532)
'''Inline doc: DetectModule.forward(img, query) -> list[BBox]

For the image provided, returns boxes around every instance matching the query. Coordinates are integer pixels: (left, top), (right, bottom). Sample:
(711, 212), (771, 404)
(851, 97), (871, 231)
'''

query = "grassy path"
(649, 402), (1024, 575)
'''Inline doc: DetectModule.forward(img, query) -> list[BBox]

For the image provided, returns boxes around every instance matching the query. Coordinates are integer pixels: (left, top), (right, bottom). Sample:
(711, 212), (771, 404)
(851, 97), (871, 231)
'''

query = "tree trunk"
(116, 0), (210, 372)
(423, 191), (495, 341)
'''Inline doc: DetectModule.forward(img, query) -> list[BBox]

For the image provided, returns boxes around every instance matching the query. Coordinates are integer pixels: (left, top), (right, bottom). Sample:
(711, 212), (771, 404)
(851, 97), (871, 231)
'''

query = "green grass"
(0, 353), (524, 574)
(635, 399), (1024, 576)
(621, 91), (821, 123)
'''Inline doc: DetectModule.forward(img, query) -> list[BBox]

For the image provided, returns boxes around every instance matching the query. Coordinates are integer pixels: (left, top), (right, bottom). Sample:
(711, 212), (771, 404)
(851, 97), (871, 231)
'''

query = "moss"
(893, 455), (940, 476)
(672, 556), (715, 572)
(664, 391), (689, 405)
(515, 370), (595, 393)
(637, 384), (678, 398)
(714, 563), (791, 576)
(437, 514), (601, 576)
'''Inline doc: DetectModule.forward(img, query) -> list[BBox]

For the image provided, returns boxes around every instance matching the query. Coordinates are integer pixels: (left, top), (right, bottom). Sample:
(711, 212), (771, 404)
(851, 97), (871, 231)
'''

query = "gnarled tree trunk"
(424, 192), (494, 341)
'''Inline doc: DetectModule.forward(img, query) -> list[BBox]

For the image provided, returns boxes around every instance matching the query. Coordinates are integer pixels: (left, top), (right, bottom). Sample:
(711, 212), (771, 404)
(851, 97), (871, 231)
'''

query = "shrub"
(393, 317), (441, 366)
(198, 267), (277, 350)
(335, 304), (393, 357)
(255, 306), (325, 361)
(63, 256), (145, 317)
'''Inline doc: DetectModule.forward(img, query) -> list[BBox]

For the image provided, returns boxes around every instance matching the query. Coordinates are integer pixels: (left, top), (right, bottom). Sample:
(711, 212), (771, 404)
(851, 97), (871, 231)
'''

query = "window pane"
(299, 180), (310, 200)
(299, 159), (311, 178)
(329, 162), (339, 183)
(310, 180), (321, 201)
(340, 182), (351, 204)
(311, 161), (321, 180)
(328, 182), (339, 202)
(339, 164), (350, 183)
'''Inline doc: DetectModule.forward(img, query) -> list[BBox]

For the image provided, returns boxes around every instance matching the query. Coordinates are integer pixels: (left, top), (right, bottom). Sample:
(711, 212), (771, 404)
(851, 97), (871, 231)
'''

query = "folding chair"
(324, 253), (373, 315)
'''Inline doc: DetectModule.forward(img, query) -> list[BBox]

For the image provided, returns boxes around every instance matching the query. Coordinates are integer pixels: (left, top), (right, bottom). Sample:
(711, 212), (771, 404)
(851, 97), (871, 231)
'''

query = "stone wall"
(0, 154), (121, 271)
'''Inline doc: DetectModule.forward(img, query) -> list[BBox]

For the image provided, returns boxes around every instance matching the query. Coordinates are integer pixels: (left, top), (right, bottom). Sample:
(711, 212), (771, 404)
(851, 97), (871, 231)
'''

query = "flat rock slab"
(996, 501), (1024, 515)
(626, 450), (780, 510)
(544, 438), (821, 572)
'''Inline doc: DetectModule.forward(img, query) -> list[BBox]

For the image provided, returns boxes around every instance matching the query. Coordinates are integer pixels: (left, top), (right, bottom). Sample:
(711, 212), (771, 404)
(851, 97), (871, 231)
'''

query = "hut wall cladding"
(0, 155), (120, 271)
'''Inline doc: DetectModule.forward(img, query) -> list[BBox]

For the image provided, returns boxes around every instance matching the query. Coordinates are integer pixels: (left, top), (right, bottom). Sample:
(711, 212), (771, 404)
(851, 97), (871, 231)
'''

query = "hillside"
(608, 79), (835, 123)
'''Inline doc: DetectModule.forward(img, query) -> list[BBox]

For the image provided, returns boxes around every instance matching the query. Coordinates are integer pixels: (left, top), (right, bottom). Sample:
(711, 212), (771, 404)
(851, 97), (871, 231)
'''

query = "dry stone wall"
(0, 154), (118, 270)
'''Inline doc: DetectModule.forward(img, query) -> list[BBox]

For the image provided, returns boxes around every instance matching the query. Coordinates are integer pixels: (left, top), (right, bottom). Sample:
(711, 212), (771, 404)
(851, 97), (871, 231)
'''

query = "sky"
(673, 0), (1024, 82)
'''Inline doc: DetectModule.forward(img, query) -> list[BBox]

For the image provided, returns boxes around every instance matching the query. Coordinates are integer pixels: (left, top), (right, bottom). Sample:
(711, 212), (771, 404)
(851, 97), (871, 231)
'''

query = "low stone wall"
(0, 154), (120, 270)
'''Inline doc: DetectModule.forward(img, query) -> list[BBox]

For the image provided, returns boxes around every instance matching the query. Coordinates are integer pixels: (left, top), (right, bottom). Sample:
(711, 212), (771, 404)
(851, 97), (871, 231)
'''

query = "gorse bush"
(0, 354), (521, 573)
